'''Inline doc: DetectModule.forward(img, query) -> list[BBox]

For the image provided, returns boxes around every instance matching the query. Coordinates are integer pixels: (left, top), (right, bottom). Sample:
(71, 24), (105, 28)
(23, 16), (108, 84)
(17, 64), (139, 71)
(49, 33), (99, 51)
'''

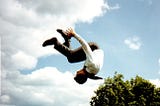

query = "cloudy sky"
(0, 0), (160, 106)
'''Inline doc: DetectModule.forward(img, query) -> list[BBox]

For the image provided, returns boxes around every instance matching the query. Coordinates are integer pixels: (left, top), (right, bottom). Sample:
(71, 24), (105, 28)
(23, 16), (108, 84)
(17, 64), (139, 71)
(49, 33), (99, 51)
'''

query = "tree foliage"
(90, 72), (160, 106)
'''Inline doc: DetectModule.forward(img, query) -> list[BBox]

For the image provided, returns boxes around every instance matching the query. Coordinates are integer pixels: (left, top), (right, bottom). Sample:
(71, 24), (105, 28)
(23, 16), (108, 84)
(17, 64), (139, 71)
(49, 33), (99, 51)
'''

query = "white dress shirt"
(74, 33), (104, 75)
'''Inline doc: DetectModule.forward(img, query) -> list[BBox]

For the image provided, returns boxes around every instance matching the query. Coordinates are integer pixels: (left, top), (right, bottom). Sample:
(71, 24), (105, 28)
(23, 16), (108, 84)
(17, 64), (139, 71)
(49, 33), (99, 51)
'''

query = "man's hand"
(66, 28), (76, 38)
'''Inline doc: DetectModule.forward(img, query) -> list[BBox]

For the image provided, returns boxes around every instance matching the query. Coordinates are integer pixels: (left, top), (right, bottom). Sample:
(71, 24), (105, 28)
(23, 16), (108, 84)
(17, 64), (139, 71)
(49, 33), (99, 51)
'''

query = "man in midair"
(42, 28), (104, 84)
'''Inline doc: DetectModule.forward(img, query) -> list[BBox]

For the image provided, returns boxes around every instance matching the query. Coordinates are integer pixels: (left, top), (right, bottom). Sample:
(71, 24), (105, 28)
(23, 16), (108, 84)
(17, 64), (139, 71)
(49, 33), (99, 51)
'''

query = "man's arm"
(89, 75), (103, 80)
(66, 28), (93, 58)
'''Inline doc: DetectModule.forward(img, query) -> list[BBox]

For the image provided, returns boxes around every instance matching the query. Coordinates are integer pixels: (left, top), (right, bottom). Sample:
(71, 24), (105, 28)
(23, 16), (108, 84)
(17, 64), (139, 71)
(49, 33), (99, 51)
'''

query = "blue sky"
(35, 0), (160, 79)
(1, 0), (160, 106)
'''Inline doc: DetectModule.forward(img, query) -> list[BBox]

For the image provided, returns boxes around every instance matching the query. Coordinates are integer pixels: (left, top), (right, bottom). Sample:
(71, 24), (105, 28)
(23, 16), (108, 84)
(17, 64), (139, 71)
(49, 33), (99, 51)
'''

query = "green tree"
(90, 73), (160, 106)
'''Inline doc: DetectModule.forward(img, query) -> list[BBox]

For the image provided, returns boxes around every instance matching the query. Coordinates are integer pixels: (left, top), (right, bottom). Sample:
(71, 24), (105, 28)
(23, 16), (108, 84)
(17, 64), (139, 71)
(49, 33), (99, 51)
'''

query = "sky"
(0, 0), (160, 106)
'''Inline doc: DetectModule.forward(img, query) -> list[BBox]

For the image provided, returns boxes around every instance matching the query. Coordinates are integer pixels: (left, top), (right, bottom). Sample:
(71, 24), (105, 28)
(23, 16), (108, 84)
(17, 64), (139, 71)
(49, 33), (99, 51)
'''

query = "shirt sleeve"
(73, 33), (92, 58)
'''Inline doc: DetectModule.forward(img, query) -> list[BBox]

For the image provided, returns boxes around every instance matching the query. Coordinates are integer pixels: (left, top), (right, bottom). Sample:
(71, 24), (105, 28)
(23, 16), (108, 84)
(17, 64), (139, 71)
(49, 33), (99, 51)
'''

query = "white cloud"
(149, 58), (160, 88)
(149, 79), (160, 88)
(124, 36), (142, 50)
(1, 0), (110, 105)
(11, 51), (37, 70)
(0, 95), (11, 104)
(1, 67), (103, 106)
(108, 3), (120, 10)
(0, 0), (108, 70)
(0, 0), (107, 27)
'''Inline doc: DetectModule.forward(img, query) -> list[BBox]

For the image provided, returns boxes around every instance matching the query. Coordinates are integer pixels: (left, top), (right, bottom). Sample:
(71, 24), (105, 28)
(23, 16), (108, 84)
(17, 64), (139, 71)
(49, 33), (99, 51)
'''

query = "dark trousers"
(53, 38), (99, 63)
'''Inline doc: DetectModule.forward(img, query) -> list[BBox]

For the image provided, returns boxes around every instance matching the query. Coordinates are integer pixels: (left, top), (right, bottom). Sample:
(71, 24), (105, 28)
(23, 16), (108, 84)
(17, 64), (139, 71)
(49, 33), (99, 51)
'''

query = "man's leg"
(42, 37), (99, 63)
(66, 42), (99, 63)
(55, 29), (85, 63)
(57, 29), (71, 48)
(42, 37), (83, 63)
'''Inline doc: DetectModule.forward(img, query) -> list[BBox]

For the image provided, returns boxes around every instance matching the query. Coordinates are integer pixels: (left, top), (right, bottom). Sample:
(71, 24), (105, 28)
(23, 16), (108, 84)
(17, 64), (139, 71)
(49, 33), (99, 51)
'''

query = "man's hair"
(74, 74), (87, 84)
(74, 69), (88, 84)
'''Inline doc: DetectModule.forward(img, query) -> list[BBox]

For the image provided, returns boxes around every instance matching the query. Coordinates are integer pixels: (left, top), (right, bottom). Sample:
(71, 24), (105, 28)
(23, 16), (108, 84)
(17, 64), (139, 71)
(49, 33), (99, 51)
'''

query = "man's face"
(76, 69), (85, 76)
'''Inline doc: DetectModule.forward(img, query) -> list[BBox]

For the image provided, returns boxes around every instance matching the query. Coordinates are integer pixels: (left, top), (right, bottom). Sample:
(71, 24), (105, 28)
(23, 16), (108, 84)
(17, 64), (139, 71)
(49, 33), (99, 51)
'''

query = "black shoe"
(42, 37), (57, 47)
(56, 29), (71, 40)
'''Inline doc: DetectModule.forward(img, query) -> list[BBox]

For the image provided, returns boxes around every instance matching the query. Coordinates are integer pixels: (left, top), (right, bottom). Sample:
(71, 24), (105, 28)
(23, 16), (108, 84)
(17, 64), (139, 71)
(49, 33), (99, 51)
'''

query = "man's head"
(74, 69), (88, 84)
